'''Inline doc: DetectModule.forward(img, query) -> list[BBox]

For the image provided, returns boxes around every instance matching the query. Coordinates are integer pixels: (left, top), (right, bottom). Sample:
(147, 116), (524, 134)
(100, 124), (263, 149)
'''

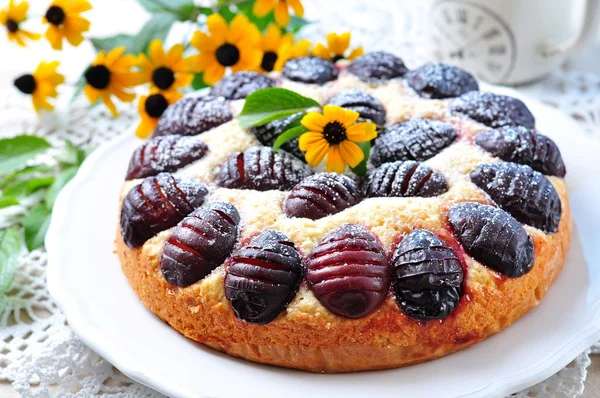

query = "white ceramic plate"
(47, 88), (600, 398)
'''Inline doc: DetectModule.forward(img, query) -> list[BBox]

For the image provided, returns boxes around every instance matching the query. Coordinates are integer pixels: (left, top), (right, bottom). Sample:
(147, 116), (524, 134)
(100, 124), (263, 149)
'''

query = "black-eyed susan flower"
(136, 90), (179, 138)
(189, 14), (262, 86)
(313, 32), (364, 62)
(0, 0), (40, 46)
(274, 38), (311, 71)
(299, 105), (377, 173)
(138, 40), (194, 100)
(13, 61), (64, 112)
(253, 0), (304, 27)
(84, 47), (141, 117)
(258, 24), (293, 73)
(43, 0), (91, 50)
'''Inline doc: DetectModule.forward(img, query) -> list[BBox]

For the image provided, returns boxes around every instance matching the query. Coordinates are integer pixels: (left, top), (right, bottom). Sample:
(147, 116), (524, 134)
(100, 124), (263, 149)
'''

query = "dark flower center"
(332, 54), (344, 63)
(145, 94), (169, 118)
(14, 74), (36, 94)
(152, 67), (175, 90)
(216, 43), (240, 67)
(261, 51), (278, 72)
(45, 5), (66, 26)
(85, 65), (111, 90)
(323, 121), (347, 145)
(6, 19), (18, 33)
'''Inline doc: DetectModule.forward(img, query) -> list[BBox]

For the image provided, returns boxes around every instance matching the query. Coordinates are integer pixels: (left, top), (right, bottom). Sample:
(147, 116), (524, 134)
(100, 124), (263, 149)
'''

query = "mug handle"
(542, 0), (600, 58)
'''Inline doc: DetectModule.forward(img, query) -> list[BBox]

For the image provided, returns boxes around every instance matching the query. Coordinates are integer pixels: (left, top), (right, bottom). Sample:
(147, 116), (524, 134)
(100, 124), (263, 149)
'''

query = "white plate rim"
(46, 88), (600, 398)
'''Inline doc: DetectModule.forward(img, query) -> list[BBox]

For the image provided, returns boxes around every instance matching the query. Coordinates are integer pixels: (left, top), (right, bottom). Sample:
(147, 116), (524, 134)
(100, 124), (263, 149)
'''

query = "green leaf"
(350, 141), (371, 177)
(0, 228), (20, 295)
(0, 136), (51, 175)
(287, 15), (311, 33)
(235, 0), (275, 30)
(273, 125), (308, 152)
(2, 177), (55, 199)
(1, 165), (53, 188)
(138, 0), (196, 20)
(131, 12), (179, 55)
(238, 88), (320, 128)
(90, 34), (136, 53)
(22, 204), (52, 251)
(0, 196), (18, 209)
(192, 73), (210, 90)
(45, 167), (78, 208)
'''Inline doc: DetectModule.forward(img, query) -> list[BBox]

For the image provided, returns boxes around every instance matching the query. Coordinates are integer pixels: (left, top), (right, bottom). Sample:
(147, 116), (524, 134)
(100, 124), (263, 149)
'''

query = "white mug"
(427, 0), (600, 85)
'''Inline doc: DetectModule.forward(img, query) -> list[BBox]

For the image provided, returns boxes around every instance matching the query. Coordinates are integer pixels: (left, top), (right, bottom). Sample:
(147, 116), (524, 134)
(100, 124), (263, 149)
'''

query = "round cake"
(116, 53), (571, 373)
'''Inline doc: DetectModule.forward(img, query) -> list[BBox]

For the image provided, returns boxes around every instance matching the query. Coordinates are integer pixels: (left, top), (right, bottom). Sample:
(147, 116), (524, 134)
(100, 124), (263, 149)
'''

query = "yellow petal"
(328, 32), (350, 56)
(303, 139), (329, 167)
(12, 0), (28, 22)
(274, 0), (290, 26)
(63, 0), (92, 14)
(203, 63), (225, 85)
(105, 46), (126, 68)
(292, 39), (311, 57)
(21, 30), (41, 41)
(347, 46), (364, 60)
(301, 112), (327, 132)
(323, 105), (358, 127)
(166, 43), (184, 67)
(262, 24), (281, 51)
(44, 25), (62, 50)
(339, 140), (364, 168)
(299, 132), (326, 151)
(190, 31), (216, 53)
(149, 40), (166, 66)
(206, 13), (228, 45)
(312, 43), (331, 60)
(84, 84), (100, 103)
(325, 146), (345, 173)
(101, 92), (118, 117)
(136, 116), (157, 139)
(253, 0), (276, 17)
(346, 122), (377, 142)
(288, 0), (304, 17)
(173, 72), (193, 89)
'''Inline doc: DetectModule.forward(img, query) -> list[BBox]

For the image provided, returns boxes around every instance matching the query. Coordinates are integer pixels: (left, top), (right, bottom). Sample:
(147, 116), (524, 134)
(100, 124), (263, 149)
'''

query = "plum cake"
(116, 54), (571, 373)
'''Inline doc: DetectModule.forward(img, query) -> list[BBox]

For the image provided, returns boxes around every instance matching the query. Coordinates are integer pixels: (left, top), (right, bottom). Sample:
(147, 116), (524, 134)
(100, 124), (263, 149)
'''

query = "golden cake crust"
(116, 71), (572, 373)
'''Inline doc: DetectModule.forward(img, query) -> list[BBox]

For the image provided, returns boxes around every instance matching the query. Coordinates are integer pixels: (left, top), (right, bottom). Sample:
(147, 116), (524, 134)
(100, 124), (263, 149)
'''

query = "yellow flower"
(253, 0), (304, 27)
(188, 14), (262, 86)
(83, 47), (141, 117)
(313, 32), (364, 62)
(13, 61), (64, 112)
(136, 90), (179, 138)
(274, 38), (311, 71)
(0, 0), (40, 46)
(299, 105), (377, 173)
(258, 24), (293, 73)
(138, 40), (194, 100)
(43, 0), (91, 50)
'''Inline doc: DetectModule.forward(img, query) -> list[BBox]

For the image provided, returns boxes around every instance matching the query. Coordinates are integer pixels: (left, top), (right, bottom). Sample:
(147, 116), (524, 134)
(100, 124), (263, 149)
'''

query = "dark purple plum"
(475, 126), (566, 177)
(153, 96), (233, 137)
(249, 113), (305, 161)
(392, 229), (464, 320)
(215, 147), (313, 191)
(210, 71), (275, 100)
(326, 89), (386, 125)
(371, 119), (456, 166)
(225, 230), (303, 324)
(450, 91), (535, 128)
(406, 63), (478, 99)
(284, 173), (363, 220)
(366, 161), (448, 198)
(161, 202), (240, 286)
(282, 56), (338, 84)
(306, 224), (390, 319)
(470, 162), (561, 233)
(448, 203), (534, 277)
(120, 173), (208, 248)
(126, 135), (208, 180)
(347, 51), (408, 83)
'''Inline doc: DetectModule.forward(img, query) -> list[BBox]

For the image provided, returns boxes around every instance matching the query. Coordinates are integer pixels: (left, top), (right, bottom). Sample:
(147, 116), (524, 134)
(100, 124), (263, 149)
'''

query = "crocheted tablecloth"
(0, 0), (599, 396)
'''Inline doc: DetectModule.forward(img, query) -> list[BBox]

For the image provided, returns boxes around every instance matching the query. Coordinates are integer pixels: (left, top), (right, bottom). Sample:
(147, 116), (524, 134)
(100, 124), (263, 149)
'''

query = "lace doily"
(0, 0), (599, 396)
